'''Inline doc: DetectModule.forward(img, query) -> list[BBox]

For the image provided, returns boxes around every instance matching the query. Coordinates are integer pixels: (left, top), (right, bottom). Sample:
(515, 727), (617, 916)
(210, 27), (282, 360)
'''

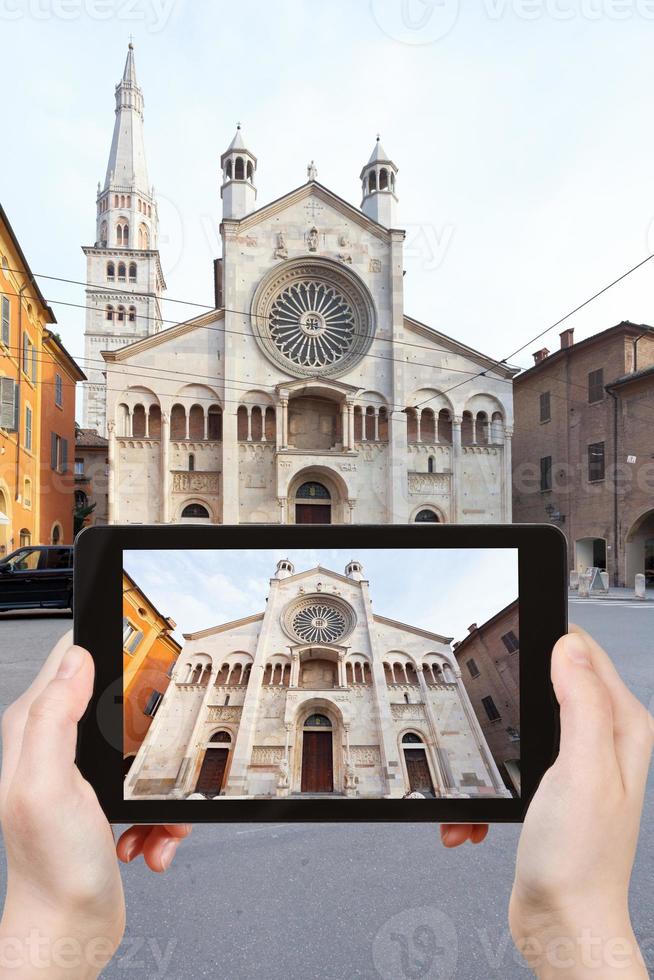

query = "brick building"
(123, 569), (181, 773)
(453, 600), (520, 795)
(74, 427), (109, 528)
(512, 323), (654, 587)
(40, 332), (86, 544)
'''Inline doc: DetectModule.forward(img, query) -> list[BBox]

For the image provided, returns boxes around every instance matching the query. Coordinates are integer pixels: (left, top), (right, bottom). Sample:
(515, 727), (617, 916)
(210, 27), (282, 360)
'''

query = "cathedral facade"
(124, 559), (511, 800)
(85, 46), (516, 526)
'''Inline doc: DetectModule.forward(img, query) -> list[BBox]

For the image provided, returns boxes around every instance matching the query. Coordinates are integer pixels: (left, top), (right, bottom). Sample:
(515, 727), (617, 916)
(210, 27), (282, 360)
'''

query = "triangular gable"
(102, 308), (224, 362)
(222, 181), (400, 244)
(274, 565), (355, 588)
(403, 315), (519, 379)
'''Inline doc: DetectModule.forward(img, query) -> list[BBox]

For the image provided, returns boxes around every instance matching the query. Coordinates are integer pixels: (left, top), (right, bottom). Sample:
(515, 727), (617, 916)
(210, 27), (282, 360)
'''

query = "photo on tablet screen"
(122, 549), (519, 802)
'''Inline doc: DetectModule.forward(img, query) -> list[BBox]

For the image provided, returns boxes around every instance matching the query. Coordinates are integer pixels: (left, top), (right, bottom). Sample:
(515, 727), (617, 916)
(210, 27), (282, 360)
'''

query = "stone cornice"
(403, 315), (519, 380)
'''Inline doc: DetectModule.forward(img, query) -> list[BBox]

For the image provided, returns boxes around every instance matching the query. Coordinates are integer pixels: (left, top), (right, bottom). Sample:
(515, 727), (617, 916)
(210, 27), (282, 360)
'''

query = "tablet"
(74, 523), (565, 823)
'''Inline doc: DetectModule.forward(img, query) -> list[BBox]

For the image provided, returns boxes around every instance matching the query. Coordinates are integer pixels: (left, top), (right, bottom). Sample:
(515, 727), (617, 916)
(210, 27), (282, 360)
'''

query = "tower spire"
(104, 41), (149, 191)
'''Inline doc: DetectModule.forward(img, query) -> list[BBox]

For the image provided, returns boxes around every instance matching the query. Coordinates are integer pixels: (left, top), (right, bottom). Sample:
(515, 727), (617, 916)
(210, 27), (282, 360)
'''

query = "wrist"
(511, 909), (646, 979)
(0, 882), (123, 979)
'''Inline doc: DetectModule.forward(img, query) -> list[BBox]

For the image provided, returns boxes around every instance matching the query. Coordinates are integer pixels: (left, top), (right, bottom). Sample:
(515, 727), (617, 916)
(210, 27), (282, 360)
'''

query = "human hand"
(0, 631), (191, 978)
(441, 627), (653, 977)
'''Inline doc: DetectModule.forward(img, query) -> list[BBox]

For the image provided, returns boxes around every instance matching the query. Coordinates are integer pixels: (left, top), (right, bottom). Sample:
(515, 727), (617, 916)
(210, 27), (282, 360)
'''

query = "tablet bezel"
(74, 523), (565, 824)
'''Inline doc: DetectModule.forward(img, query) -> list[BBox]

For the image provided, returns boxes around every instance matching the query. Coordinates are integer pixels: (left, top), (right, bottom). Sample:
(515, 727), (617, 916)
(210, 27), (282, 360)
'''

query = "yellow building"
(0, 204), (56, 554)
(123, 569), (181, 772)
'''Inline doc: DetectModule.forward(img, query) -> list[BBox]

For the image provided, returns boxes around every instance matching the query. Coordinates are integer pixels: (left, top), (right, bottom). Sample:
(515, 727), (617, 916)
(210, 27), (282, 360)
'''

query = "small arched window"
(415, 509), (439, 523)
(304, 713), (331, 728)
(210, 731), (231, 743)
(402, 732), (422, 744)
(225, 160), (233, 180)
(106, 261), (115, 281)
(403, 692), (410, 704)
(114, 194), (119, 208)
(188, 453), (195, 472)
(235, 156), (245, 180)
(129, 262), (137, 282)
(100, 221), (107, 245)
(181, 503), (209, 518)
(106, 305), (114, 321)
(379, 167), (388, 190)
(428, 456), (435, 473)
(476, 411), (489, 445)
(128, 306), (136, 323)
(117, 262), (126, 281)
(117, 305), (125, 322)
(369, 170), (377, 192)
(247, 160), (254, 181)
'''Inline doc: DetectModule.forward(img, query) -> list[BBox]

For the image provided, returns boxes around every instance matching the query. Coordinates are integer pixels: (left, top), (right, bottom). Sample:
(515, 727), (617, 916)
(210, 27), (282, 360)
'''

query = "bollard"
(578, 572), (591, 598)
(569, 570), (579, 590)
(600, 571), (609, 593)
(635, 573), (646, 600)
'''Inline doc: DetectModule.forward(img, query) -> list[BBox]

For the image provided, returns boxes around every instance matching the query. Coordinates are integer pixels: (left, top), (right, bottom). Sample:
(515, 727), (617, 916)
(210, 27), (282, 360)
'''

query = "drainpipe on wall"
(607, 386), (620, 588)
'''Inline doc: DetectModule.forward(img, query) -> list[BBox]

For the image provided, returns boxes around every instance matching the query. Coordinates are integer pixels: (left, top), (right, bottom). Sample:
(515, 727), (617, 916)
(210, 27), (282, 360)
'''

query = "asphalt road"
(0, 602), (652, 979)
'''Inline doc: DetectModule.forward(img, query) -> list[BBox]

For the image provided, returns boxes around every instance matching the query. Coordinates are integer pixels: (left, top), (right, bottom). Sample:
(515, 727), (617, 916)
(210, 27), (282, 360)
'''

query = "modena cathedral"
(84, 46), (516, 526)
(125, 558), (512, 800)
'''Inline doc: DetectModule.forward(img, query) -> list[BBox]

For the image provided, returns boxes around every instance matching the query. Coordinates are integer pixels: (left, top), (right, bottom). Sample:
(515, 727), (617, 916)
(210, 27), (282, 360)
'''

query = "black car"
(0, 545), (74, 611)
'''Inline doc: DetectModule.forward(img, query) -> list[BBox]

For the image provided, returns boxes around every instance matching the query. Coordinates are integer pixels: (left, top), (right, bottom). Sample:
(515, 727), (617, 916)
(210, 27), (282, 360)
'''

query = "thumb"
(550, 632), (616, 772)
(17, 646), (95, 790)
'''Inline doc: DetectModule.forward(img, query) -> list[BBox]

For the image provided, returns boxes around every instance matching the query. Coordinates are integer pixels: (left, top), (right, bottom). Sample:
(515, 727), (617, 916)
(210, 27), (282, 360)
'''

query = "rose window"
(283, 595), (356, 645)
(269, 281), (356, 369)
(250, 259), (375, 379)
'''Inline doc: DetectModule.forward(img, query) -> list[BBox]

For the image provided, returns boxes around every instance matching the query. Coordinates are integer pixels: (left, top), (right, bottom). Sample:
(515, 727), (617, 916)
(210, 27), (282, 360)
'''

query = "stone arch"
(397, 726), (440, 796)
(178, 499), (213, 523)
(292, 697), (346, 795)
(409, 503), (446, 524)
(625, 508), (654, 587)
(287, 465), (353, 525)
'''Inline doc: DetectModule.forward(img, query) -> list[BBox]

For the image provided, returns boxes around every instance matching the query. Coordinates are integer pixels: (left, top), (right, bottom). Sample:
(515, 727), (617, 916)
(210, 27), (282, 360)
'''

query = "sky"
(124, 546), (519, 642)
(4, 1), (654, 392)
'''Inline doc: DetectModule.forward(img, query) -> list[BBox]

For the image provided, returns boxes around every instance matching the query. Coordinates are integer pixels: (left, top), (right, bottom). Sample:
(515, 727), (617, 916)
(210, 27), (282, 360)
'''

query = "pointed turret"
(221, 124), (257, 219)
(360, 136), (399, 228)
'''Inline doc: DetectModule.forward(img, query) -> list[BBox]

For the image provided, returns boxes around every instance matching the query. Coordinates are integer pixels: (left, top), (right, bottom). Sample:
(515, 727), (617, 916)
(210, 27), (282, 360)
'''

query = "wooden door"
(404, 749), (435, 796)
(195, 748), (228, 796)
(295, 503), (332, 524)
(301, 731), (333, 792)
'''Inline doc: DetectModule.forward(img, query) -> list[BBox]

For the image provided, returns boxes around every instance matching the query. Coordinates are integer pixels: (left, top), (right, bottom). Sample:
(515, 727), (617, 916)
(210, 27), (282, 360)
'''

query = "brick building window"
(482, 695), (501, 722)
(25, 404), (32, 451)
(588, 442), (605, 482)
(122, 617), (143, 654)
(143, 690), (163, 717)
(1, 295), (9, 346)
(55, 373), (63, 407)
(50, 433), (68, 473)
(588, 369), (604, 403)
(540, 455), (552, 492)
(466, 658), (480, 678)
(539, 391), (550, 422)
(501, 630), (519, 653)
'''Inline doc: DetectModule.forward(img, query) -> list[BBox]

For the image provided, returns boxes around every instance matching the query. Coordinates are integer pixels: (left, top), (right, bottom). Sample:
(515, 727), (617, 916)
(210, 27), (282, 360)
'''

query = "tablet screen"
(121, 548), (520, 803)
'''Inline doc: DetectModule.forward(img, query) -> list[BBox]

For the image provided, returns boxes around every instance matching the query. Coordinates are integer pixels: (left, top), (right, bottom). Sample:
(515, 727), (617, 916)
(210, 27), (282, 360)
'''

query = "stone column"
(373, 409), (380, 442)
(128, 408), (134, 438)
(502, 426), (513, 523)
(281, 398), (289, 450)
(341, 402), (349, 451)
(415, 665), (449, 794)
(107, 420), (116, 524)
(337, 651), (346, 688)
(145, 409), (150, 438)
(184, 409), (190, 441)
(451, 415), (462, 523)
(173, 666), (221, 797)
(260, 407), (267, 443)
(203, 411), (208, 441)
(360, 408), (366, 442)
(290, 650), (300, 687)
(453, 667), (508, 796)
(348, 402), (355, 450)
(246, 406), (252, 442)
(221, 408), (239, 523)
(161, 411), (171, 524)
(415, 408), (422, 443)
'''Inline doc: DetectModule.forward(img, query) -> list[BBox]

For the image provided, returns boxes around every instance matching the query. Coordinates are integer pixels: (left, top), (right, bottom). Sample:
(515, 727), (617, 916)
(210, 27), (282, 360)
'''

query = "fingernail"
(56, 646), (85, 679)
(441, 829), (452, 845)
(564, 634), (591, 666)
(124, 839), (140, 863)
(160, 839), (178, 871)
